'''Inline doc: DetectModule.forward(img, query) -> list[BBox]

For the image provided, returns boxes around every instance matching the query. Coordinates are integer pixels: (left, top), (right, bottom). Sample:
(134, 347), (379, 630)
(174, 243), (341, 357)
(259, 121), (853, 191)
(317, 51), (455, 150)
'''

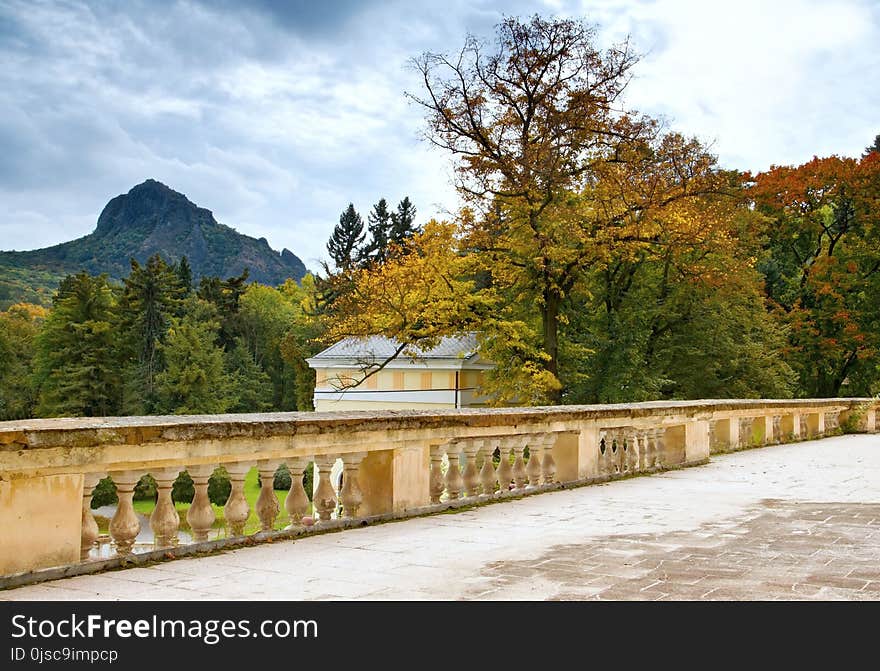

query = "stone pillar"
(223, 462), (251, 537)
(761, 415), (774, 445)
(186, 465), (217, 543)
(684, 420), (710, 464)
(285, 458), (310, 526)
(0, 473), (82, 575)
(339, 452), (366, 518)
(80, 473), (102, 561)
(256, 460), (281, 532)
(109, 471), (142, 556)
(150, 467), (181, 548)
(577, 426), (600, 479)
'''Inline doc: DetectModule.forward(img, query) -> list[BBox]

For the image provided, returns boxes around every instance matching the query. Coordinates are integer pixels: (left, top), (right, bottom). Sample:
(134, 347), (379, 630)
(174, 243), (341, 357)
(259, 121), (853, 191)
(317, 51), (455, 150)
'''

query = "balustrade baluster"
(187, 465), (217, 543)
(313, 456), (338, 523)
(512, 440), (528, 490)
(609, 430), (623, 474)
(109, 471), (142, 555)
(444, 441), (463, 501)
(599, 432), (610, 475)
(339, 452), (366, 518)
(285, 458), (310, 526)
(496, 438), (515, 494)
(479, 439), (498, 497)
(255, 460), (281, 532)
(541, 433), (557, 484)
(150, 468), (181, 548)
(80, 473), (102, 561)
(627, 430), (640, 472)
(224, 463), (251, 537)
(638, 430), (652, 471)
(652, 429), (665, 468)
(461, 440), (481, 498)
(525, 436), (542, 488)
(429, 446), (446, 504)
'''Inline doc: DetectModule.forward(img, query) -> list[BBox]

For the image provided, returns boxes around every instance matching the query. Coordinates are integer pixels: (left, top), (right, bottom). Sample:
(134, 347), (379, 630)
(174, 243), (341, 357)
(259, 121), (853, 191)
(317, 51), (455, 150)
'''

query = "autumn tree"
(279, 274), (324, 410)
(0, 303), (45, 420)
(323, 219), (496, 385)
(751, 152), (880, 396)
(407, 15), (732, 402)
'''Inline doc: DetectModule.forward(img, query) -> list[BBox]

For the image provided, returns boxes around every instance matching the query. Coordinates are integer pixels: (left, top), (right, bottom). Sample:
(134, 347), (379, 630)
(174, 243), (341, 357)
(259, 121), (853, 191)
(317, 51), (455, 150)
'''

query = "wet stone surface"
(475, 501), (880, 600)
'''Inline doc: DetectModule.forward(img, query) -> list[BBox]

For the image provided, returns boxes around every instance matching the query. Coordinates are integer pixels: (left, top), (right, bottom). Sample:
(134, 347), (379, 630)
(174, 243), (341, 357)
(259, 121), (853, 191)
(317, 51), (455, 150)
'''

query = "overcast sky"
(1, 0), (877, 271)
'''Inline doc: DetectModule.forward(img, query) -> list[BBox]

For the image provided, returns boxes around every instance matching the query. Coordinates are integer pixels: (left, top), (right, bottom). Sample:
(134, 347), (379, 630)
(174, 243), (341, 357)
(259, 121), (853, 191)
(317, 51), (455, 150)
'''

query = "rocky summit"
(0, 180), (308, 307)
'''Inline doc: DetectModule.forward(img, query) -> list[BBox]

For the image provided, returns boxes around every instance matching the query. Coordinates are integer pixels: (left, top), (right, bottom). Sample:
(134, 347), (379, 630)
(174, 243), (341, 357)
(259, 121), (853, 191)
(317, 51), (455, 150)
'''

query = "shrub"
(90, 476), (117, 508)
(171, 468), (231, 506)
(133, 474), (157, 501)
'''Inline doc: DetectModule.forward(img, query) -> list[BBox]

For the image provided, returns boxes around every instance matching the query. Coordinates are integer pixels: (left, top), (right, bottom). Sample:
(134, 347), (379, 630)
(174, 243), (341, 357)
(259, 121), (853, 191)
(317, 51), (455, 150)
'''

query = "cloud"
(0, 0), (877, 269)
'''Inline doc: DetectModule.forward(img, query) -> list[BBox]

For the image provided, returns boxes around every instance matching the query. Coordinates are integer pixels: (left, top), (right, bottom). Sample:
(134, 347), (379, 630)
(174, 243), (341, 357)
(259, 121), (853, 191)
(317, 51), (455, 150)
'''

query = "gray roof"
(311, 334), (479, 361)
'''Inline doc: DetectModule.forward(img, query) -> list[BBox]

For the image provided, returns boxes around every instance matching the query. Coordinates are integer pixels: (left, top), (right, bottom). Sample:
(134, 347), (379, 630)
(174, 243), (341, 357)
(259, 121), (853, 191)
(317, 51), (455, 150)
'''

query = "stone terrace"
(3, 433), (878, 601)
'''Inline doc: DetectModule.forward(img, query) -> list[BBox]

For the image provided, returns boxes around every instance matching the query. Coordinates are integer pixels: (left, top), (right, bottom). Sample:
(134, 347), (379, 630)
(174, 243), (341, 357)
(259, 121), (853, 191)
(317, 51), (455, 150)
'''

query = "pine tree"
(176, 256), (193, 294)
(389, 197), (418, 246)
(33, 274), (121, 417)
(226, 337), (274, 412)
(364, 198), (392, 264)
(154, 313), (232, 414)
(196, 269), (250, 351)
(326, 203), (365, 270)
(117, 254), (186, 413)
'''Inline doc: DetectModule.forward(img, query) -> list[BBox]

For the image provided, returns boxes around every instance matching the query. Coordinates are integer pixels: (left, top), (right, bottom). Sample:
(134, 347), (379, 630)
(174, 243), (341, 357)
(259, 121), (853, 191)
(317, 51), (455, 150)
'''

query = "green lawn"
(100, 467), (311, 538)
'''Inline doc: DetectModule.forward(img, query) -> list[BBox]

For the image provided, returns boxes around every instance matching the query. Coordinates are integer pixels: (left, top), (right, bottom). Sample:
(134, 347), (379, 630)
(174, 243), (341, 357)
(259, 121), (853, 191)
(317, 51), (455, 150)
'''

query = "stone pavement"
(3, 434), (879, 601)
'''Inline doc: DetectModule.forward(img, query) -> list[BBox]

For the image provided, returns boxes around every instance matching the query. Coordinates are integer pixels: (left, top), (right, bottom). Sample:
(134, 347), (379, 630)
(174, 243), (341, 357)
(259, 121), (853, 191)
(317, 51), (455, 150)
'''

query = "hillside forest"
(1, 16), (880, 424)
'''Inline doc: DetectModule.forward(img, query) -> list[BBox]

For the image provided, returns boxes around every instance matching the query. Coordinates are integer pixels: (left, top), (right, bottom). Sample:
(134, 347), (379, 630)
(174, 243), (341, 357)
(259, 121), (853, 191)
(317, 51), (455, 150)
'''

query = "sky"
(1, 0), (877, 272)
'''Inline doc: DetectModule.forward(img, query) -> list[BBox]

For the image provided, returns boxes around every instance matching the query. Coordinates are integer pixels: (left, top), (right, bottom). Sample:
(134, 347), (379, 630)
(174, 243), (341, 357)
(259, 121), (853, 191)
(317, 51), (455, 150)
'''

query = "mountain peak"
(0, 181), (308, 305)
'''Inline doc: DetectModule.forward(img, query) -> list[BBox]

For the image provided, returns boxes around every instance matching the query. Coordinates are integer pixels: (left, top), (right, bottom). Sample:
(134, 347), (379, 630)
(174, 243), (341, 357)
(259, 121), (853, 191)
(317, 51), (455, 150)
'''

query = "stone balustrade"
(0, 398), (876, 581)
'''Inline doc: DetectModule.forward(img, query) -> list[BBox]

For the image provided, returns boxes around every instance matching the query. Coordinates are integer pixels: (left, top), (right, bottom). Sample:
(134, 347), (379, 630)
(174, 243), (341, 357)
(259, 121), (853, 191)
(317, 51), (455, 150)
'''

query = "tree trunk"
(542, 289), (561, 404)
